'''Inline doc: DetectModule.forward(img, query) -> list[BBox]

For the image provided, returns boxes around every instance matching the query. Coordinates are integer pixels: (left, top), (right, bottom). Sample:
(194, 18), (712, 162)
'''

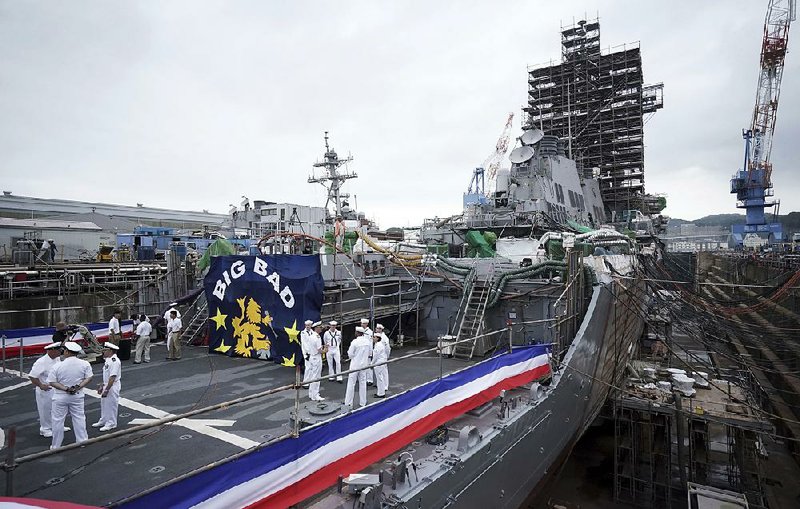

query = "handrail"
(450, 269), (477, 335)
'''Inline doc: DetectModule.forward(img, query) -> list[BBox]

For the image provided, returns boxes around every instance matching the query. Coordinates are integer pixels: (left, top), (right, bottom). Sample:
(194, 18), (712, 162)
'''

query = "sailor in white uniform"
(93, 342), (122, 431)
(372, 324), (392, 398)
(323, 321), (343, 382)
(29, 342), (67, 438)
(306, 321), (326, 401)
(345, 327), (372, 409)
(108, 310), (122, 346)
(134, 314), (153, 364)
(47, 341), (93, 449)
(360, 318), (375, 385)
(300, 319), (315, 387)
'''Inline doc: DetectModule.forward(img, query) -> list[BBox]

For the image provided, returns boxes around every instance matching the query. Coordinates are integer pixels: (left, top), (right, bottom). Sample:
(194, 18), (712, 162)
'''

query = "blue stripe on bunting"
(121, 344), (550, 509)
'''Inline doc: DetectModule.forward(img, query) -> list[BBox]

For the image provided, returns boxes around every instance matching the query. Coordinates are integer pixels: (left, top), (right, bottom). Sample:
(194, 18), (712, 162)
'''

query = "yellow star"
(214, 340), (231, 354)
(210, 308), (228, 330)
(284, 320), (300, 344)
(281, 354), (296, 367)
(262, 311), (273, 326)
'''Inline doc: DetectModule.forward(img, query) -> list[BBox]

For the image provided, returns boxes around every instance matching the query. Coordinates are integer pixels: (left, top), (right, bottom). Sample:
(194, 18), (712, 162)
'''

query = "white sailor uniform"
(47, 356), (92, 448)
(29, 353), (61, 437)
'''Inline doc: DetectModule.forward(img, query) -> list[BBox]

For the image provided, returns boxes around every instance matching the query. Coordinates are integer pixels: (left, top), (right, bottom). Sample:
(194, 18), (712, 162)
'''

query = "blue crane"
(730, 0), (796, 247)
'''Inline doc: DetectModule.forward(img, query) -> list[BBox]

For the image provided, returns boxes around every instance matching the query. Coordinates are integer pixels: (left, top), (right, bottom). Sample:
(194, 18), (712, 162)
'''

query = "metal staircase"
(452, 276), (492, 360)
(182, 295), (209, 346)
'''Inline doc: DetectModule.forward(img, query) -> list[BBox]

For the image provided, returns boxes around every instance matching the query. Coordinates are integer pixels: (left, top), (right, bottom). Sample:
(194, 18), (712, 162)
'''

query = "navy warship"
(0, 17), (662, 507)
(0, 122), (653, 509)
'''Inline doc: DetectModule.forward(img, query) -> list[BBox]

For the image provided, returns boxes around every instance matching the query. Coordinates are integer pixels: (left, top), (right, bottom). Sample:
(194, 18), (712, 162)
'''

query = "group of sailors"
(31, 309), (392, 450)
(28, 340), (122, 449)
(300, 318), (392, 409)
(29, 304), (185, 450)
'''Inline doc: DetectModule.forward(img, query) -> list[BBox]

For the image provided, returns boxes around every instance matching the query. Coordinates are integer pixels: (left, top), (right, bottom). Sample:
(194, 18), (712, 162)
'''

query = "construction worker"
(108, 309), (122, 346)
(29, 343), (68, 438)
(47, 341), (92, 449)
(93, 342), (121, 431)
(166, 310), (183, 360)
(306, 322), (326, 401)
(51, 322), (69, 346)
(334, 216), (345, 250)
(344, 327), (372, 409)
(324, 321), (343, 382)
(373, 324), (391, 398)
(134, 314), (152, 364)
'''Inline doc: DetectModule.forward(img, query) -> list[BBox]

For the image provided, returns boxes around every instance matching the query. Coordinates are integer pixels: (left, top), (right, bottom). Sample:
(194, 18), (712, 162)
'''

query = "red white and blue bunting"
(120, 344), (551, 509)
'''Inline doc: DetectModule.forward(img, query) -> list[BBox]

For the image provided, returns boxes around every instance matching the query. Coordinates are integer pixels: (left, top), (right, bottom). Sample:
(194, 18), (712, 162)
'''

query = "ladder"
(182, 295), (209, 346)
(452, 275), (492, 360)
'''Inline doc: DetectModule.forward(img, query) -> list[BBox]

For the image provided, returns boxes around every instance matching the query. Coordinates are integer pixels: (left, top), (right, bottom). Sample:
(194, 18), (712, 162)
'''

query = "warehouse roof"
(0, 217), (102, 231)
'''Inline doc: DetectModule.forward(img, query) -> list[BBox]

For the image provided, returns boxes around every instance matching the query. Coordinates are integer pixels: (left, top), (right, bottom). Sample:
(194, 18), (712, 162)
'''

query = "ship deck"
(0, 341), (475, 507)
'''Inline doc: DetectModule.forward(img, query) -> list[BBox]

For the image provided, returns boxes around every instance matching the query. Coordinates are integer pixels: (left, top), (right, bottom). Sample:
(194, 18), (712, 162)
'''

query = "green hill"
(671, 212), (800, 236)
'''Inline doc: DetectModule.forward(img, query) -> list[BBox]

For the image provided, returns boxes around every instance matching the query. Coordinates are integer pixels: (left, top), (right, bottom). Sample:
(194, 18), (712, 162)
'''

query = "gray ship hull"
(378, 279), (646, 508)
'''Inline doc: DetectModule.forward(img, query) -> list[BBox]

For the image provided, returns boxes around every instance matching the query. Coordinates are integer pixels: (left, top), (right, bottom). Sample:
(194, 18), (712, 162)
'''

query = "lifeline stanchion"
(17, 337), (23, 376)
(293, 364), (301, 438)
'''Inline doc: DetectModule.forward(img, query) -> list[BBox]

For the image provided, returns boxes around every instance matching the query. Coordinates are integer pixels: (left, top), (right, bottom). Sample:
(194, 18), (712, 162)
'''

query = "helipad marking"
(85, 393), (258, 450)
(4, 366), (258, 449)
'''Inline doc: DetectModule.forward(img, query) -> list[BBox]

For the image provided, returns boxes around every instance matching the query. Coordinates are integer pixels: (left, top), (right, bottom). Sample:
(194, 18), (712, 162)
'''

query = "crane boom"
(749, 0), (796, 175)
(730, 0), (795, 247)
(484, 113), (514, 197)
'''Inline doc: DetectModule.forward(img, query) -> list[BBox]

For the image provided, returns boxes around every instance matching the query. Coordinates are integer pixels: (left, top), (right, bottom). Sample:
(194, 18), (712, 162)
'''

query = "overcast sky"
(1, 1), (799, 228)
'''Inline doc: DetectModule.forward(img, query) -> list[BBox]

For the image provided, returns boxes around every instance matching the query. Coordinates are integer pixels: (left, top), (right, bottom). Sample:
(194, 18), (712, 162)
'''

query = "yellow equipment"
(96, 244), (114, 262)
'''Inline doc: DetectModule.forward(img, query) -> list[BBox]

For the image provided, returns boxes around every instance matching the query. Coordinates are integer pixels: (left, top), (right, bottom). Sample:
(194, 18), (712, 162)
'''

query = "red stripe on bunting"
(245, 362), (551, 509)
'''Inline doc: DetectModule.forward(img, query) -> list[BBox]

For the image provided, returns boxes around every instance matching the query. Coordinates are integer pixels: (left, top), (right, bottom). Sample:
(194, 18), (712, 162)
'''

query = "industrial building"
(0, 217), (113, 263)
(663, 224), (732, 253)
(0, 192), (227, 229)
(230, 200), (328, 240)
(523, 18), (664, 218)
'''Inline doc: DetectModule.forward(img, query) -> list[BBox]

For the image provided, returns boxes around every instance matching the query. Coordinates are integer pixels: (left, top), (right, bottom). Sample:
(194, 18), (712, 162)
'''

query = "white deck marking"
(1, 368), (29, 378)
(0, 380), (31, 394)
(85, 392), (259, 450)
(4, 366), (259, 449)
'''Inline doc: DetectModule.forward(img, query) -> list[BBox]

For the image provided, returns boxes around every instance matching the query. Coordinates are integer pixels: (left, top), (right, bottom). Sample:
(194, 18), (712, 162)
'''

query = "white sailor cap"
(44, 342), (62, 350)
(312, 321), (322, 327)
(360, 318), (369, 324)
(355, 326), (365, 333)
(63, 341), (82, 353)
(375, 324), (384, 330)
(329, 321), (338, 326)
(103, 342), (119, 351)
(304, 319), (313, 326)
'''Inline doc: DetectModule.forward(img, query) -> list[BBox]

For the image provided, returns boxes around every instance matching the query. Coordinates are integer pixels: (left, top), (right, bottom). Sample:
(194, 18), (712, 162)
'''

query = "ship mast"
(308, 131), (357, 219)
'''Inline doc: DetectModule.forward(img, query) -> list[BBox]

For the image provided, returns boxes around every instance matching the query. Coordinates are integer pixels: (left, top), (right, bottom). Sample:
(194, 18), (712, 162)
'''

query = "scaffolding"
(524, 18), (664, 218)
(613, 321), (771, 508)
